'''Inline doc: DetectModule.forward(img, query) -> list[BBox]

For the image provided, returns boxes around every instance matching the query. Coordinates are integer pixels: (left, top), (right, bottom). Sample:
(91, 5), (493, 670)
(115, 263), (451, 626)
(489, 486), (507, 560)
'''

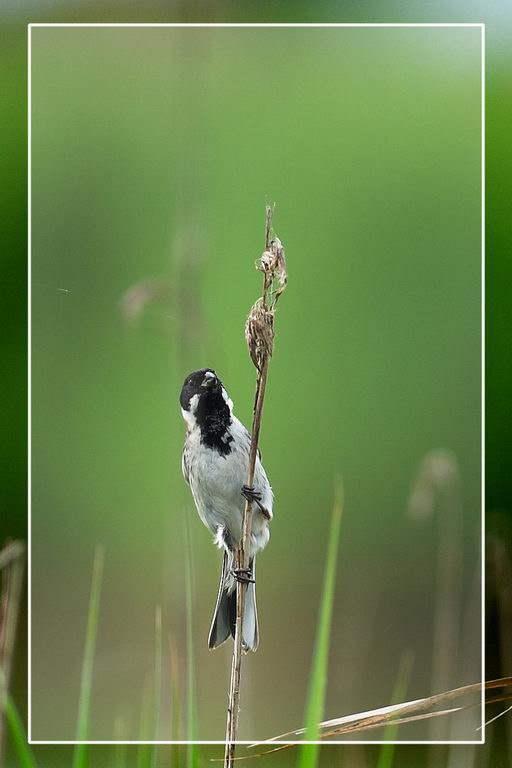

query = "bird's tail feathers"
(208, 553), (259, 652)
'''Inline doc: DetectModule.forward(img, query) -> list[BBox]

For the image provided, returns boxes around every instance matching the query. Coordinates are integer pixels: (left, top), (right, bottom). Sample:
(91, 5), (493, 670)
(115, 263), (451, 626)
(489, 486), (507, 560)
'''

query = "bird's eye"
(188, 379), (193, 385)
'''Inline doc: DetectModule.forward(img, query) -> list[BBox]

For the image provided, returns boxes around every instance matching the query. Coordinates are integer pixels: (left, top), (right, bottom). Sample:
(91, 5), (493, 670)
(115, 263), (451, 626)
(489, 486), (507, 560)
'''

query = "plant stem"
(224, 205), (281, 767)
(224, 358), (269, 767)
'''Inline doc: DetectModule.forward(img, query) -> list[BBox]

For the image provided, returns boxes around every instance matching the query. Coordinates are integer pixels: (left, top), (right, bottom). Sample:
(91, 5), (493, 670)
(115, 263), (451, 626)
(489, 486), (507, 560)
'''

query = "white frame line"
(27, 21), (486, 747)
(480, 19), (486, 747)
(27, 19), (33, 748)
(29, 22), (483, 27)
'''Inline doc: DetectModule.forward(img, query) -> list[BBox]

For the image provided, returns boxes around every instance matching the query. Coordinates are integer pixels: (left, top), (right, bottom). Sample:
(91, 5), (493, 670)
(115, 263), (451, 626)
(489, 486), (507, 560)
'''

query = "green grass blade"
(377, 651), (414, 768)
(184, 513), (200, 768)
(72, 544), (105, 768)
(4, 693), (38, 768)
(169, 634), (183, 768)
(0, 541), (26, 765)
(150, 605), (163, 768)
(113, 716), (128, 768)
(137, 674), (153, 768)
(115, 742), (128, 768)
(299, 479), (343, 768)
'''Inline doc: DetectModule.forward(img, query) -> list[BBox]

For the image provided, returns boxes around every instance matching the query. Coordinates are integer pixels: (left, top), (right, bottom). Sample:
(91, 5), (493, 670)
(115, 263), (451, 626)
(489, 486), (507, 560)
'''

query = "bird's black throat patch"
(195, 390), (233, 456)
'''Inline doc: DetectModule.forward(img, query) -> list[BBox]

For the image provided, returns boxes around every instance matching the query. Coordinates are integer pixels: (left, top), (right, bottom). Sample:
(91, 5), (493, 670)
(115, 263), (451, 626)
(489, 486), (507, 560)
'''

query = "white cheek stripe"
(182, 393), (199, 430)
(182, 408), (195, 429)
(221, 387), (233, 412)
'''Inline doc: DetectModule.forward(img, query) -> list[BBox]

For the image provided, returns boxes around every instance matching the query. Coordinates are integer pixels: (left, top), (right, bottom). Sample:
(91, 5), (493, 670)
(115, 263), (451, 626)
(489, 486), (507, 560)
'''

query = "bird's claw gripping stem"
(241, 484), (271, 519)
(232, 567), (255, 584)
(241, 484), (262, 503)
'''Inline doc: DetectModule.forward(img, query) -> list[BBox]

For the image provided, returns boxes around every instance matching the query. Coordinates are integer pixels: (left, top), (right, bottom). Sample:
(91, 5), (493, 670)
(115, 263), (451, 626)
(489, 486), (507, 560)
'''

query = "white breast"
(183, 415), (273, 555)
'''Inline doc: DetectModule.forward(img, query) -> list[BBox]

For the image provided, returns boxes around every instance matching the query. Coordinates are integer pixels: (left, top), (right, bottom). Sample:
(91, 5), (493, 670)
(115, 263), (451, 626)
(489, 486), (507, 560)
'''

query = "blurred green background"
(1, 0), (511, 766)
(29, 24), (481, 741)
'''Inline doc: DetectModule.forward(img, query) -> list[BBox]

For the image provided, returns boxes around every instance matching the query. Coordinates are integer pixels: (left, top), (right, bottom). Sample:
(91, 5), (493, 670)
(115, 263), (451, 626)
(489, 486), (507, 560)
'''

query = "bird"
(180, 368), (273, 652)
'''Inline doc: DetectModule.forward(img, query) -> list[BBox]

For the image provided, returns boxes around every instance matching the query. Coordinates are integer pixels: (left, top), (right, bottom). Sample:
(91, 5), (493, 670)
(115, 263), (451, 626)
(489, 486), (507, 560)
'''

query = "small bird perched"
(180, 368), (273, 652)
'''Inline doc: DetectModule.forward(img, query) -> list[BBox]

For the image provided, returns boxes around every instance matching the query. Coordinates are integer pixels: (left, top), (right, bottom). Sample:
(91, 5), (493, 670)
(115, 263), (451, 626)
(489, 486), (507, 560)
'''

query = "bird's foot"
(241, 484), (262, 504)
(241, 484), (271, 519)
(231, 567), (255, 584)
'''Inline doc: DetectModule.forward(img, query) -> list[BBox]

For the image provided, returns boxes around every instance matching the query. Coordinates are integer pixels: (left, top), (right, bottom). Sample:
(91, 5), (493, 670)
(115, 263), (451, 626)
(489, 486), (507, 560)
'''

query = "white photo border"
(27, 21), (486, 746)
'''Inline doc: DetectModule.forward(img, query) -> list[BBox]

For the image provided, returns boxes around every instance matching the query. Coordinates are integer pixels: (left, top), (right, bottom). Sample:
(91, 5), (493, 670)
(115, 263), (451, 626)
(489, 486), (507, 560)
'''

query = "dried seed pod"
(245, 298), (275, 371)
(246, 207), (287, 370)
(257, 238), (288, 310)
(259, 249), (275, 275)
(269, 237), (287, 302)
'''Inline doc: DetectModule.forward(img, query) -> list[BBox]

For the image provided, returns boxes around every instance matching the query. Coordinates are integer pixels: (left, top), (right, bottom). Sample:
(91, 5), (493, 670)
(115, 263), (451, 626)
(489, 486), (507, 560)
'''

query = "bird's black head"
(180, 369), (233, 454)
(180, 368), (220, 410)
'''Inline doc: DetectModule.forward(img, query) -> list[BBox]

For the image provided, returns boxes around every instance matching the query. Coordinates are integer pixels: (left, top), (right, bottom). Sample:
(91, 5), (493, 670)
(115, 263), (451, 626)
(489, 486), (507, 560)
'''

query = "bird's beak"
(201, 374), (216, 389)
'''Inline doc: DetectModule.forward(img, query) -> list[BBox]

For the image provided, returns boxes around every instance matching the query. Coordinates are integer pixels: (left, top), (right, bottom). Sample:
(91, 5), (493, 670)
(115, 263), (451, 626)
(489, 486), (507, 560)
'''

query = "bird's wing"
(182, 447), (190, 486)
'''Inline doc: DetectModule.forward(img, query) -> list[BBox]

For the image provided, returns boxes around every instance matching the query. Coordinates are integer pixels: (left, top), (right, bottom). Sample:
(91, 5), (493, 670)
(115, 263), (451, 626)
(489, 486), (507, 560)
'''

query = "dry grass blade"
(481, 703), (512, 729)
(252, 677), (511, 746)
(213, 681), (512, 762)
(226, 708), (473, 762)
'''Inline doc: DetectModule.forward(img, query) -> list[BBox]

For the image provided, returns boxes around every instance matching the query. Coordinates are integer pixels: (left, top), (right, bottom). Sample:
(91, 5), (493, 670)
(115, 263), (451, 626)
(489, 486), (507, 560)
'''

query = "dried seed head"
(407, 449), (459, 521)
(245, 298), (275, 371)
(257, 237), (288, 309)
(269, 237), (286, 274)
(120, 278), (172, 327)
(259, 249), (275, 274)
(246, 206), (287, 370)
(269, 237), (287, 302)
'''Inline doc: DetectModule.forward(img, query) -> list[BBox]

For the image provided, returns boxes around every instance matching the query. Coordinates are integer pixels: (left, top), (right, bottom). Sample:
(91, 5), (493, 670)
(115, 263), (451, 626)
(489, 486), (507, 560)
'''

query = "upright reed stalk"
(0, 540), (26, 765)
(408, 449), (463, 747)
(224, 206), (287, 767)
